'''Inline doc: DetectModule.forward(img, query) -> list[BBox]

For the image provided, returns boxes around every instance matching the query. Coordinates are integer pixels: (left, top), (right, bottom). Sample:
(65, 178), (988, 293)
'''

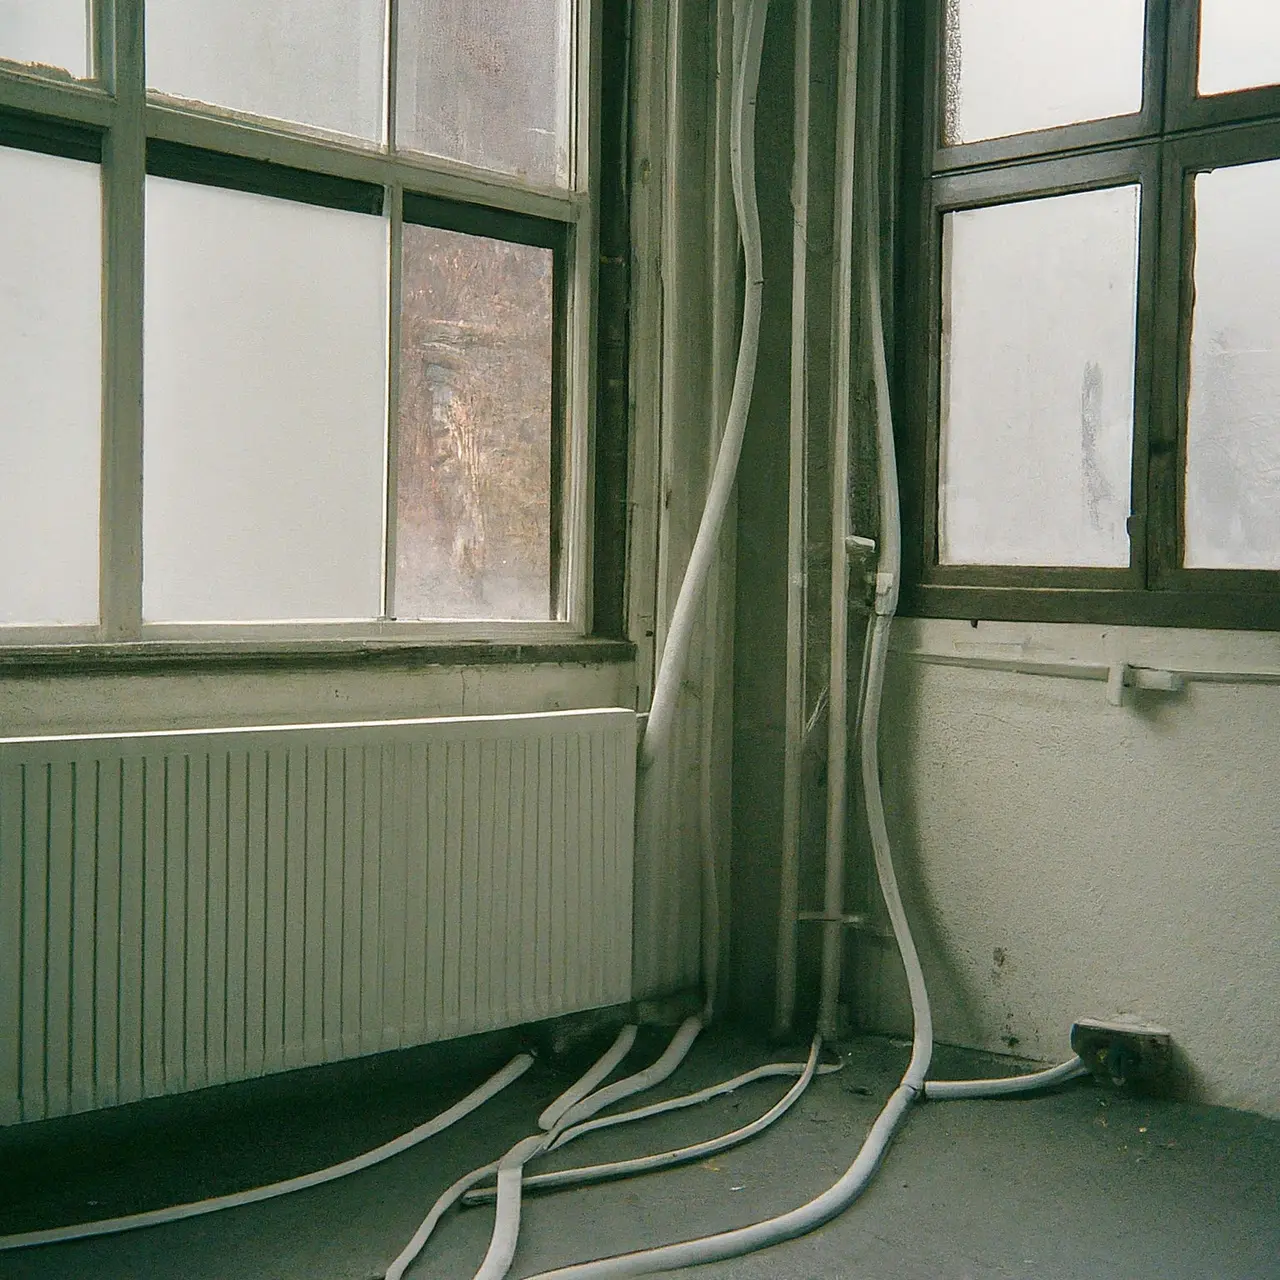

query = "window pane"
(939, 186), (1139, 567)
(942, 0), (1144, 145)
(0, 0), (89, 79)
(144, 180), (388, 623)
(146, 0), (386, 141)
(0, 146), (100, 626)
(1185, 161), (1280, 570)
(397, 224), (554, 620)
(397, 0), (572, 187)
(1199, 0), (1280, 96)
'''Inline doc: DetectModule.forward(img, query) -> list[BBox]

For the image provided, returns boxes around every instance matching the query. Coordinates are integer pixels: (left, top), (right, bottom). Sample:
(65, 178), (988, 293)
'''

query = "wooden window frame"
(0, 0), (634, 653)
(898, 0), (1280, 630)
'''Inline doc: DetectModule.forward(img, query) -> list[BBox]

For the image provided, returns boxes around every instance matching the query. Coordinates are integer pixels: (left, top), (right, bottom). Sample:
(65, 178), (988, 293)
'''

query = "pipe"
(539, 1025), (639, 1130)
(925, 1056), (1088, 1100)
(505, 7), (930, 1278)
(467, 1037), (823, 1205)
(775, 0), (813, 1041)
(698, 0), (743, 1026)
(638, 0), (767, 774)
(554, 1017), (702, 1128)
(0, 1052), (534, 1255)
(462, 1055), (842, 1204)
(385, 1028), (639, 1280)
(817, 0), (862, 1042)
(468, 1019), (703, 1280)
(545, 1056), (839, 1153)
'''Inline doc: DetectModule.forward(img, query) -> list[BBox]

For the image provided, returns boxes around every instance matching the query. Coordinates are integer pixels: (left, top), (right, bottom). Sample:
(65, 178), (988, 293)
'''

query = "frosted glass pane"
(0, 0), (89, 79)
(144, 180), (388, 623)
(397, 224), (553, 620)
(942, 0), (1144, 145)
(1185, 161), (1280, 570)
(939, 187), (1139, 567)
(1199, 0), (1280, 96)
(0, 146), (100, 626)
(397, 0), (572, 187)
(147, 0), (386, 141)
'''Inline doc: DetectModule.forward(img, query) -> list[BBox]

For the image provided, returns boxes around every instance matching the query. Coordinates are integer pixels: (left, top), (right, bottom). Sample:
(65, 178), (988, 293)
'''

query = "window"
(0, 0), (602, 643)
(900, 0), (1280, 628)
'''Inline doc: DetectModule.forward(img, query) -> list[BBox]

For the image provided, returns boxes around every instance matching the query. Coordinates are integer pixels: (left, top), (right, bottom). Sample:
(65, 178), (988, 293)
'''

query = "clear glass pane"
(0, 146), (100, 626)
(146, 0), (386, 141)
(144, 179), (388, 623)
(397, 0), (572, 187)
(397, 224), (554, 620)
(942, 0), (1144, 145)
(0, 0), (89, 79)
(1199, 0), (1280, 96)
(939, 186), (1139, 567)
(1185, 161), (1280, 570)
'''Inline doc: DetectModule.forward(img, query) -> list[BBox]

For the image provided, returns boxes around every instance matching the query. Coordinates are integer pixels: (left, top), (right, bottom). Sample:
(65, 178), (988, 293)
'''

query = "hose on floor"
(0, 1052), (534, 1255)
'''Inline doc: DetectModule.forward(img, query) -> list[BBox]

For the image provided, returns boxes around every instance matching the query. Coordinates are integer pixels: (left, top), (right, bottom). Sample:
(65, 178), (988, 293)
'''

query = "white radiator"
(0, 708), (636, 1125)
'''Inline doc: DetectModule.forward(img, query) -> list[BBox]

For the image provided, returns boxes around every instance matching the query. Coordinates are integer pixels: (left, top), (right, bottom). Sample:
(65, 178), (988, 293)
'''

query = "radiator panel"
(0, 709), (636, 1124)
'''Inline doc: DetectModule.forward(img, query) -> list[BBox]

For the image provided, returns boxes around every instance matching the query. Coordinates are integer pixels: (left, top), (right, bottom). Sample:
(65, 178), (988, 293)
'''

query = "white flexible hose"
(467, 1037), (823, 1204)
(462, 1054), (843, 1206)
(0, 1052), (533, 1255)
(556, 1017), (702, 1129)
(470, 1020), (703, 1280)
(508, 3), (932, 1276)
(385, 1028), (639, 1280)
(638, 0), (767, 773)
(546, 1056), (840, 1154)
(925, 1056), (1089, 1100)
(539, 1025), (639, 1130)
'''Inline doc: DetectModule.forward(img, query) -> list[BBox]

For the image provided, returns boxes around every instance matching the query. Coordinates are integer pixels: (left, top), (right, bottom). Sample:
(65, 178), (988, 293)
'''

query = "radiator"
(0, 708), (636, 1125)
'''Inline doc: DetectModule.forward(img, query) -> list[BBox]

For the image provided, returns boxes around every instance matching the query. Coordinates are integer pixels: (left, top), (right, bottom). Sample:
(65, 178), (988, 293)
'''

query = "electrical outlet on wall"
(1071, 1016), (1172, 1089)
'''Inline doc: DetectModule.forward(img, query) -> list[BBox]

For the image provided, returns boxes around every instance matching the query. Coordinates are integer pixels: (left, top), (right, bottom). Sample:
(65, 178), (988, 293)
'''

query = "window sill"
(0, 637), (635, 679)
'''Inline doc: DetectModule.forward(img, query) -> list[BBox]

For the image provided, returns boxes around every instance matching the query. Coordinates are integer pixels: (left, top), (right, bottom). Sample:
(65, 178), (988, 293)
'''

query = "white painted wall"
(854, 620), (1280, 1118)
(0, 660), (635, 738)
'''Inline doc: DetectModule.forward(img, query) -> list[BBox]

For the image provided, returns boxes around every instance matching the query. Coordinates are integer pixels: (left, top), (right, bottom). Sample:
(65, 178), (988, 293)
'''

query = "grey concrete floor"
(0, 1027), (1276, 1279)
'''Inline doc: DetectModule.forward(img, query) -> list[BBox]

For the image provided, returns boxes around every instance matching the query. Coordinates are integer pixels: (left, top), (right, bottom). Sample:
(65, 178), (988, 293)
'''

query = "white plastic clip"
(1107, 662), (1129, 707)
(1107, 663), (1186, 707)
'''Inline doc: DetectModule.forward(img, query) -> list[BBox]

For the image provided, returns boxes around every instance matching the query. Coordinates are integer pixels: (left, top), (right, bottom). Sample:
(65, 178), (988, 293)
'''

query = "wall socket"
(1071, 1017), (1172, 1089)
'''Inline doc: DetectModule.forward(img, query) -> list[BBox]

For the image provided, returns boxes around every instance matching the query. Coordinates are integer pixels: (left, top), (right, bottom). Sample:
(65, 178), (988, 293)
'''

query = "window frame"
(0, 0), (617, 649)
(898, 0), (1280, 630)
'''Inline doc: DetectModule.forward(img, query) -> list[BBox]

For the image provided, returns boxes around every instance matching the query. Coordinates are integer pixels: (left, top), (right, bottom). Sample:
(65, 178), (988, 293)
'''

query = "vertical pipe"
(818, 0), (860, 1040)
(774, 0), (812, 1039)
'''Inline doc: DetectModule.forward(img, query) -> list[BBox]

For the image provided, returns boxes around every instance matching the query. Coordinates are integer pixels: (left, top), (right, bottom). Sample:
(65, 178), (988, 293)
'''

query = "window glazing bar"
(100, 0), (145, 639)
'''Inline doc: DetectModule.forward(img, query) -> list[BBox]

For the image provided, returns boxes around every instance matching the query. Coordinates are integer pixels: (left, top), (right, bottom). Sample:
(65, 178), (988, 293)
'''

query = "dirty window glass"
(147, 0), (387, 141)
(143, 179), (388, 622)
(938, 186), (1139, 567)
(1184, 160), (1280, 570)
(942, 0), (1144, 145)
(396, 223), (554, 620)
(397, 0), (572, 186)
(0, 145), (101, 626)
(0, 0), (90, 79)
(1198, 0), (1280, 97)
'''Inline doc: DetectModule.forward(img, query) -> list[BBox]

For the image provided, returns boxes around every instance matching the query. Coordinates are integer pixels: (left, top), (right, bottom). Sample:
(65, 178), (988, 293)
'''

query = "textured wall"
(853, 652), (1280, 1118)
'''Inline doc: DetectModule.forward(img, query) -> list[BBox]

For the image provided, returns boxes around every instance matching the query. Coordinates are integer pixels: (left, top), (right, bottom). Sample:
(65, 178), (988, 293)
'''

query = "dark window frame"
(897, 0), (1280, 630)
(0, 0), (635, 652)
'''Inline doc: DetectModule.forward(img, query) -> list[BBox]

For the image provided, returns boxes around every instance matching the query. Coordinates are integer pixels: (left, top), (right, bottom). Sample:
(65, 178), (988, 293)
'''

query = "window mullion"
(1146, 139), (1188, 588)
(100, 0), (146, 640)
(384, 185), (403, 620)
